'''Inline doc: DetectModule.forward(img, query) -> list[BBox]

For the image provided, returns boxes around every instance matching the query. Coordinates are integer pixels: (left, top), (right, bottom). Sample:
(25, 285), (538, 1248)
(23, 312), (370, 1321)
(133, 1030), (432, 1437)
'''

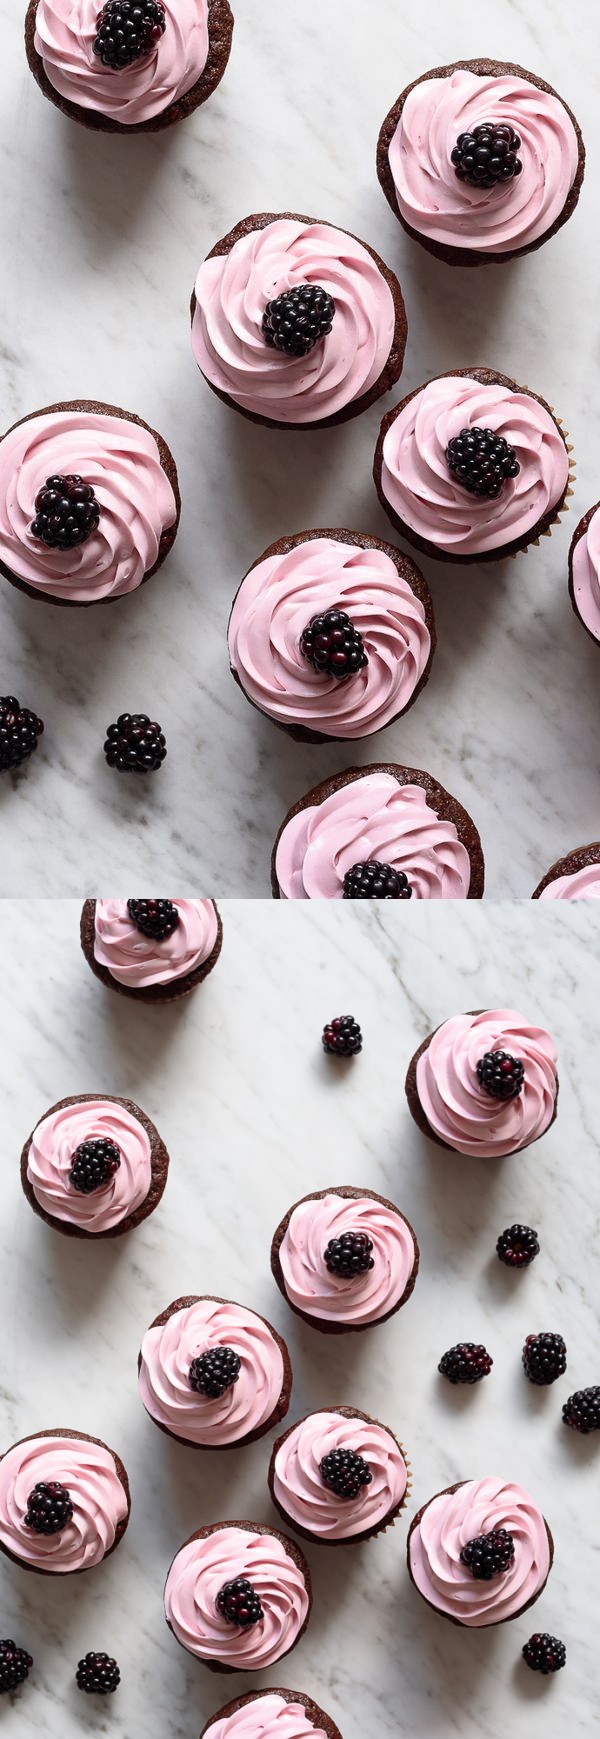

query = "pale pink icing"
(380, 376), (568, 556)
(0, 411), (177, 601)
(164, 1526), (309, 1667)
(278, 1193), (416, 1326)
(388, 68), (579, 255)
(415, 1009), (557, 1157)
(205, 1694), (326, 1739)
(228, 538), (431, 738)
(94, 899), (218, 988)
(0, 1434), (127, 1573)
(139, 1298), (286, 1445)
(275, 773), (472, 900)
(34, 0), (209, 124)
(408, 1477), (551, 1626)
(539, 863), (600, 899)
(27, 1098), (152, 1231)
(192, 220), (396, 425)
(571, 506), (600, 642)
(273, 1411), (407, 1539)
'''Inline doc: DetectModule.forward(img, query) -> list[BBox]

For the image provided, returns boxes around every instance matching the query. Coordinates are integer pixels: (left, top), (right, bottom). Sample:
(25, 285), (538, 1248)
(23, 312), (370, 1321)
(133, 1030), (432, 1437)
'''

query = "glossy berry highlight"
(24, 1481), (73, 1535)
(451, 121), (523, 189)
(522, 1633), (566, 1675)
(562, 1386), (600, 1434)
(0, 1640), (33, 1694)
(476, 1050), (524, 1101)
(104, 712), (167, 774)
(189, 1346), (241, 1399)
(446, 426), (520, 499)
(300, 608), (367, 681)
(324, 1230), (374, 1279)
(320, 1447), (372, 1500)
(216, 1577), (263, 1629)
(127, 898), (179, 940)
(69, 1137), (122, 1195)
(460, 1527), (515, 1579)
(343, 861), (412, 899)
(0, 696), (44, 773)
(438, 1342), (493, 1384)
(76, 1652), (121, 1694)
(322, 1015), (362, 1057)
(93, 0), (166, 68)
(522, 1332), (567, 1386)
(496, 1223), (540, 1268)
(262, 284), (335, 357)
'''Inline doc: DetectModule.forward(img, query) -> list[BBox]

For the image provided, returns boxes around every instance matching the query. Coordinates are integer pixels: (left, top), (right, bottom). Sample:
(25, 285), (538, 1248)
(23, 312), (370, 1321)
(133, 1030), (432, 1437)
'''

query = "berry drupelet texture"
(0, 1640), (33, 1694)
(262, 284), (335, 357)
(522, 1633), (566, 1675)
(562, 1386), (600, 1433)
(522, 1332), (567, 1386)
(476, 1050), (525, 1101)
(93, 0), (166, 69)
(76, 1653), (121, 1694)
(322, 1015), (362, 1058)
(30, 475), (100, 551)
(127, 898), (179, 940)
(104, 713), (167, 774)
(216, 1577), (263, 1629)
(446, 427), (520, 500)
(189, 1346), (241, 1399)
(451, 121), (523, 189)
(496, 1223), (540, 1268)
(324, 1230), (374, 1279)
(460, 1527), (515, 1580)
(438, 1343), (493, 1384)
(0, 696), (44, 773)
(23, 1481), (73, 1535)
(319, 1447), (373, 1501)
(69, 1137), (122, 1195)
(299, 608), (368, 682)
(343, 861), (412, 899)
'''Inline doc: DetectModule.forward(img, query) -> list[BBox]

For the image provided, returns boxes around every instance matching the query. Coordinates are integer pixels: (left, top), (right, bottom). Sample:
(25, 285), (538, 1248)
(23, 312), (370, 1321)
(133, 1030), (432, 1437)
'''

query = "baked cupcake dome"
(228, 529), (435, 744)
(377, 58), (584, 267)
(271, 1186), (419, 1335)
(271, 765), (485, 900)
(374, 368), (572, 564)
(0, 401), (179, 606)
(191, 212), (407, 430)
(569, 501), (600, 645)
(80, 899), (222, 1003)
(138, 1296), (292, 1449)
(25, 0), (234, 134)
(200, 1689), (342, 1739)
(532, 844), (600, 899)
(407, 1477), (553, 1627)
(269, 1407), (409, 1544)
(405, 1008), (558, 1158)
(0, 1428), (130, 1576)
(164, 1520), (312, 1671)
(21, 1093), (169, 1238)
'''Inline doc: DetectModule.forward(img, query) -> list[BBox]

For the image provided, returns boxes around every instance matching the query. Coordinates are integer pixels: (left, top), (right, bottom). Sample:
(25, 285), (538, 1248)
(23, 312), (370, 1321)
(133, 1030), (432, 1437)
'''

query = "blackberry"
(342, 861), (412, 900)
(300, 608), (367, 682)
(324, 1230), (374, 1279)
(476, 1050), (524, 1102)
(446, 427), (520, 500)
(320, 1447), (372, 1500)
(24, 1481), (73, 1535)
(496, 1223), (540, 1268)
(216, 1578), (263, 1629)
(0, 696), (44, 773)
(460, 1527), (515, 1579)
(322, 1015), (362, 1057)
(522, 1332), (567, 1386)
(104, 712), (167, 774)
(451, 121), (523, 189)
(127, 898), (179, 940)
(522, 1633), (566, 1675)
(262, 283), (335, 357)
(69, 1137), (121, 1195)
(76, 1653), (121, 1694)
(0, 1640), (33, 1694)
(562, 1386), (600, 1434)
(30, 475), (100, 551)
(189, 1346), (241, 1399)
(438, 1342), (493, 1384)
(93, 0), (166, 69)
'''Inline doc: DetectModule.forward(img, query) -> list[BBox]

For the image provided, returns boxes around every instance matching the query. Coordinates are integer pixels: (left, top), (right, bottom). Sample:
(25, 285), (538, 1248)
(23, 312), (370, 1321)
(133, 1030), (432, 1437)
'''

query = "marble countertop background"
(1, 898), (598, 1738)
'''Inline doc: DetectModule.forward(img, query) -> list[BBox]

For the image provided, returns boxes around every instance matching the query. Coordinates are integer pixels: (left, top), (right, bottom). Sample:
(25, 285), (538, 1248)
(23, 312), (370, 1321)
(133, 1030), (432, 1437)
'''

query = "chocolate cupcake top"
(26, 1097), (153, 1232)
(203, 1695), (329, 1739)
(139, 1298), (286, 1445)
(164, 1525), (309, 1667)
(277, 1192), (416, 1327)
(538, 863), (600, 899)
(571, 504), (600, 643)
(93, 899), (218, 988)
(272, 1410), (407, 1539)
(408, 1477), (551, 1626)
(0, 1433), (127, 1573)
(33, 0), (210, 126)
(415, 1009), (557, 1157)
(275, 771), (472, 899)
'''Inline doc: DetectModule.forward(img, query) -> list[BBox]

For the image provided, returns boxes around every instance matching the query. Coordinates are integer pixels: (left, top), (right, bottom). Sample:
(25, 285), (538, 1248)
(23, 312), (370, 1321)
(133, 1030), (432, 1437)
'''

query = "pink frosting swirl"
(539, 864), (600, 899)
(192, 220), (396, 425)
(229, 538), (431, 738)
(273, 1411), (407, 1539)
(408, 1477), (551, 1626)
(164, 1526), (309, 1667)
(571, 506), (600, 643)
(278, 1193), (416, 1326)
(205, 1695), (327, 1739)
(275, 773), (472, 899)
(415, 1009), (557, 1157)
(27, 1098), (152, 1231)
(0, 411), (177, 601)
(94, 899), (218, 987)
(139, 1298), (286, 1445)
(388, 68), (579, 255)
(380, 376), (568, 556)
(34, 0), (209, 125)
(0, 1434), (128, 1573)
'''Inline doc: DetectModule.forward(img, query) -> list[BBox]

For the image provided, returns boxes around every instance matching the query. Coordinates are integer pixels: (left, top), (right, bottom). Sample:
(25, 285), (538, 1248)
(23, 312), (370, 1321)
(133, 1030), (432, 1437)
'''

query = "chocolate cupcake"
(374, 368), (573, 564)
(268, 1407), (410, 1545)
(377, 59), (585, 267)
(191, 212), (407, 430)
(81, 899), (222, 1002)
(271, 764), (485, 900)
(405, 1008), (558, 1158)
(200, 1689), (342, 1739)
(271, 1186), (419, 1335)
(164, 1520), (311, 1672)
(0, 401), (180, 607)
(407, 1477), (553, 1626)
(138, 1296), (292, 1449)
(569, 501), (600, 645)
(532, 844), (600, 899)
(21, 1092), (169, 1238)
(0, 1427), (130, 1576)
(228, 529), (435, 744)
(25, 0), (234, 134)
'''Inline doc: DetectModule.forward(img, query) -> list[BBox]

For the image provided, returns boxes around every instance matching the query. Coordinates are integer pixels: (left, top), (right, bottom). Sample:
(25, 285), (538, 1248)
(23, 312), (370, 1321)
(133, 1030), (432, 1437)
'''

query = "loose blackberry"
(0, 1640), (33, 1694)
(320, 1447), (372, 1500)
(189, 1346), (241, 1399)
(93, 0), (166, 69)
(299, 608), (367, 682)
(522, 1633), (566, 1675)
(127, 898), (179, 940)
(446, 427), (520, 500)
(324, 1230), (374, 1279)
(476, 1050), (524, 1101)
(69, 1137), (122, 1195)
(322, 1015), (362, 1057)
(451, 122), (523, 189)
(23, 1481), (73, 1535)
(522, 1332), (567, 1386)
(438, 1342), (493, 1384)
(496, 1223), (540, 1268)
(562, 1386), (600, 1434)
(343, 861), (412, 900)
(0, 696), (44, 772)
(460, 1527), (515, 1579)
(76, 1653), (121, 1694)
(30, 474), (100, 550)
(103, 712), (167, 774)
(216, 1578), (263, 1629)
(262, 283), (335, 357)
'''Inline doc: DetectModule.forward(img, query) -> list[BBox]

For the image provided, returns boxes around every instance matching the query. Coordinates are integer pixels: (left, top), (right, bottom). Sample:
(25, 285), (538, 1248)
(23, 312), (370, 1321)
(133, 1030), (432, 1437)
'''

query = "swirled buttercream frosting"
(139, 1298), (286, 1445)
(380, 375), (569, 556)
(204, 1694), (327, 1739)
(94, 899), (218, 988)
(408, 1477), (551, 1625)
(0, 1433), (128, 1572)
(27, 1098), (152, 1230)
(278, 1193), (416, 1326)
(571, 505), (600, 643)
(415, 1009), (557, 1156)
(192, 219), (396, 424)
(539, 864), (600, 899)
(164, 1526), (309, 1667)
(229, 537), (431, 737)
(273, 1411), (407, 1539)
(275, 773), (472, 899)
(34, 0), (209, 125)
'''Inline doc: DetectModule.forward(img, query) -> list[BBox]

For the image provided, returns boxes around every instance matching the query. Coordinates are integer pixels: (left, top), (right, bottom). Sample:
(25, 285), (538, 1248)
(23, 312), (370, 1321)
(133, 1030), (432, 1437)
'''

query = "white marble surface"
(0, 898), (598, 1738)
(0, 1), (599, 895)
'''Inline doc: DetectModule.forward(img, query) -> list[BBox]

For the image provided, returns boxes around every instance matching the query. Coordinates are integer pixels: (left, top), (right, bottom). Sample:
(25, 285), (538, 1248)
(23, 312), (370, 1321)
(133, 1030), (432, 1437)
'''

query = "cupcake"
(377, 58), (584, 267)
(0, 1428), (130, 1576)
(374, 369), (572, 564)
(81, 899), (222, 1002)
(21, 1093), (169, 1238)
(271, 765), (485, 900)
(25, 0), (234, 133)
(569, 502), (600, 645)
(164, 1521), (311, 1671)
(228, 530), (435, 743)
(268, 1407), (409, 1545)
(405, 1008), (558, 1157)
(0, 402), (179, 607)
(138, 1296), (292, 1448)
(270, 1186), (419, 1335)
(407, 1477), (553, 1626)
(191, 212), (407, 430)
(532, 844), (600, 899)
(201, 1689), (342, 1739)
